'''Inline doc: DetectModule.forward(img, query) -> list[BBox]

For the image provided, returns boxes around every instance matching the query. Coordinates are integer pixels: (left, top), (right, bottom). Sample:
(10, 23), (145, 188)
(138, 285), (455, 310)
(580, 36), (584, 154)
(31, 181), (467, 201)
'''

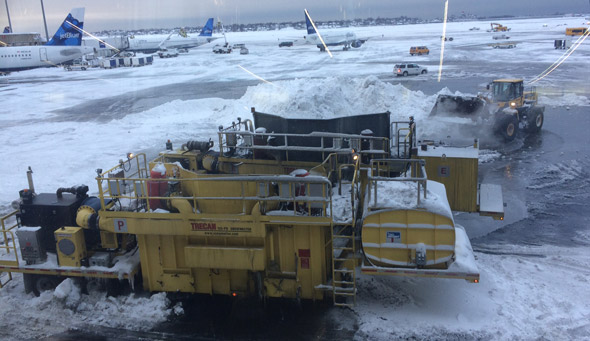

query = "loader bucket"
(429, 95), (486, 116)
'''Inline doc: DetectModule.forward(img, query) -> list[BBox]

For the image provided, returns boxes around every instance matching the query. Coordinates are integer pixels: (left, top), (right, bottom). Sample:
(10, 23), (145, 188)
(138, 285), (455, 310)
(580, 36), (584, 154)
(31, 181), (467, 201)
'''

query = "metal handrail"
(0, 210), (19, 266)
(218, 130), (389, 160)
(96, 172), (333, 216)
(368, 159), (428, 207)
(97, 153), (149, 210)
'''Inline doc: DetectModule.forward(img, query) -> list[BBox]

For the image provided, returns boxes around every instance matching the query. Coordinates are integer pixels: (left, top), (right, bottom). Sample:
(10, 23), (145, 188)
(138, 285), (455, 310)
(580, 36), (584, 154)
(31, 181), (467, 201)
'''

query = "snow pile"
(354, 244), (590, 340)
(0, 275), (182, 340)
(240, 76), (437, 121)
(331, 184), (354, 223)
(447, 225), (479, 274)
(478, 149), (502, 164)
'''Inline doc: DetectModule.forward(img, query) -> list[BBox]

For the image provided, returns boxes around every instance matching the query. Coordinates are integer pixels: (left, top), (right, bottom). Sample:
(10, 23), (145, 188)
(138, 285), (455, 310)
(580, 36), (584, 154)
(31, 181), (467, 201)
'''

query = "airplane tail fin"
(199, 18), (214, 36)
(304, 10), (316, 35)
(46, 8), (85, 46)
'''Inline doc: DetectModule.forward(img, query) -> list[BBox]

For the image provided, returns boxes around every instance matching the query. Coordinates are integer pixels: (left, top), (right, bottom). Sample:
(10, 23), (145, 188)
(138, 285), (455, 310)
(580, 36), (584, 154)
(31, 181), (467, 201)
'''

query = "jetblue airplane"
(0, 8), (93, 73)
(304, 10), (367, 51)
(126, 18), (218, 53)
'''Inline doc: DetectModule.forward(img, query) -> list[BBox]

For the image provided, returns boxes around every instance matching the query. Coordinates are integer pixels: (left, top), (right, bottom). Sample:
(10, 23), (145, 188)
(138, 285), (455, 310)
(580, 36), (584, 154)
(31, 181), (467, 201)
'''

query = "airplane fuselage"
(127, 35), (216, 53)
(305, 31), (358, 47)
(0, 45), (94, 72)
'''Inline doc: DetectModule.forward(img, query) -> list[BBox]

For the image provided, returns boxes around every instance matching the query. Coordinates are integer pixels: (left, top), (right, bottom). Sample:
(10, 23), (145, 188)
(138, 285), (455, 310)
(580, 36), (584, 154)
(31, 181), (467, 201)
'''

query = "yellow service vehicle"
(565, 27), (588, 36)
(409, 46), (429, 56)
(430, 79), (545, 141)
(489, 23), (510, 32)
(0, 110), (504, 307)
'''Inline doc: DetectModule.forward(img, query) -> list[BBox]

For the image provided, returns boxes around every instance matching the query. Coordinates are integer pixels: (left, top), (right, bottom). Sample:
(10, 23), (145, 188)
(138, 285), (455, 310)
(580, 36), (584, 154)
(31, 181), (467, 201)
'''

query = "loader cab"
(490, 79), (524, 108)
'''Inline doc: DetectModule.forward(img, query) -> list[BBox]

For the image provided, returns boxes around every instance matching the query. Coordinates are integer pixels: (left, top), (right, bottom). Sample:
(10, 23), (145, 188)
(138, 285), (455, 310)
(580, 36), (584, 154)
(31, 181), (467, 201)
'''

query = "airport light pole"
(40, 0), (49, 42)
(4, 0), (12, 32)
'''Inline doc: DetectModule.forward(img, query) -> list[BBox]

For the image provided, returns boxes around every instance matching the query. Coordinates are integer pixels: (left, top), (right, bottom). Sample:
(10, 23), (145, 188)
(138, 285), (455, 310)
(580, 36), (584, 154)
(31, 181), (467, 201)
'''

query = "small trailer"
(554, 39), (571, 49)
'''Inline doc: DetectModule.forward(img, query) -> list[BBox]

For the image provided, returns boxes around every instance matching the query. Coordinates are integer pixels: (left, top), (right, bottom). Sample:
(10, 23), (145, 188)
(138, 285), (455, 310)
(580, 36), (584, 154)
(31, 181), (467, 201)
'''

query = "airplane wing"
(158, 31), (175, 49)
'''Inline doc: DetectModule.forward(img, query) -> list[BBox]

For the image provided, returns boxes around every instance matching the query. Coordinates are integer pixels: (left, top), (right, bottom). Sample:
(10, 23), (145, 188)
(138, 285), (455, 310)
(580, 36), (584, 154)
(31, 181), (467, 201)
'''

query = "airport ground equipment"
(158, 48), (179, 58)
(409, 46), (429, 56)
(488, 23), (510, 32)
(492, 34), (510, 40)
(565, 27), (588, 36)
(554, 39), (571, 49)
(0, 111), (504, 307)
(430, 79), (544, 141)
(490, 42), (517, 49)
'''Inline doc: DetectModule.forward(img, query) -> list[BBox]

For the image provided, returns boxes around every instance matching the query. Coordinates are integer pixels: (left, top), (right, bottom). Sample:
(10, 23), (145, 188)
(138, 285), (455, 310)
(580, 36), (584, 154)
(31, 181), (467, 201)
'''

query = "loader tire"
(421, 69), (427, 74)
(496, 114), (519, 142)
(525, 108), (544, 134)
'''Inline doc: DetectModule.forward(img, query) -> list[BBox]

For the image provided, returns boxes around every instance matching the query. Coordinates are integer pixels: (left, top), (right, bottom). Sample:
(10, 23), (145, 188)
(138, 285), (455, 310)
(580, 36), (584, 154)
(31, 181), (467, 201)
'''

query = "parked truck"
(1, 111), (504, 306)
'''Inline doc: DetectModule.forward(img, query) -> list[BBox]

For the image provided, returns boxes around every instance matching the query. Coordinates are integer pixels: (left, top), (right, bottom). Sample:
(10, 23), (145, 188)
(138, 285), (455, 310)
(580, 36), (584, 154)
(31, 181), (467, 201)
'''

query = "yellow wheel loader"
(489, 23), (510, 32)
(430, 79), (545, 141)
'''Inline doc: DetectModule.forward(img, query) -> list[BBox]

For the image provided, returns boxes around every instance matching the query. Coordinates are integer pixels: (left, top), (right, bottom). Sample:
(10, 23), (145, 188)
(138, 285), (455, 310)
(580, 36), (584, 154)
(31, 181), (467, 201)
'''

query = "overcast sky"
(1, 0), (588, 32)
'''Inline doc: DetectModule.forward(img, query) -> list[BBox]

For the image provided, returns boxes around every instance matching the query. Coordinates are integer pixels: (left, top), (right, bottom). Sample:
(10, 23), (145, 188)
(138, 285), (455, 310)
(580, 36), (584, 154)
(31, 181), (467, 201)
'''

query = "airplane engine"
(351, 40), (363, 48)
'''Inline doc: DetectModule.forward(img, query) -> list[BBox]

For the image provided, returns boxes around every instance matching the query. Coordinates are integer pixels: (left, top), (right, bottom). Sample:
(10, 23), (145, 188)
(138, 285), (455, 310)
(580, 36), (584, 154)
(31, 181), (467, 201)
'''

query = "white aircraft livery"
(304, 10), (367, 51)
(0, 8), (93, 72)
(127, 18), (217, 53)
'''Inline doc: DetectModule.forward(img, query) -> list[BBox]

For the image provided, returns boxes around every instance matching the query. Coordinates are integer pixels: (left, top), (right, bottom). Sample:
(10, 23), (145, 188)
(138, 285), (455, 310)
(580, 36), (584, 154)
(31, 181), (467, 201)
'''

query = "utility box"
(18, 193), (82, 253)
(416, 142), (478, 213)
(16, 226), (46, 264)
(55, 226), (87, 267)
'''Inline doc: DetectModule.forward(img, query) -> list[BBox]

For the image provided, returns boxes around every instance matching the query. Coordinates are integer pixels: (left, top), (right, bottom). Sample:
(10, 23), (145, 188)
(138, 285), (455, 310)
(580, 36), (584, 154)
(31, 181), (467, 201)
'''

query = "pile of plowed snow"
(240, 76), (436, 120)
(0, 276), (182, 340)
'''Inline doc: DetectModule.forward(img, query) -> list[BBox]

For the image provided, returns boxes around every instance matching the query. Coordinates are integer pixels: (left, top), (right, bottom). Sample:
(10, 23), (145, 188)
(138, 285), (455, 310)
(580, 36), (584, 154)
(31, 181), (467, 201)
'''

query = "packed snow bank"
(354, 244), (590, 340)
(241, 76), (437, 121)
(0, 275), (182, 340)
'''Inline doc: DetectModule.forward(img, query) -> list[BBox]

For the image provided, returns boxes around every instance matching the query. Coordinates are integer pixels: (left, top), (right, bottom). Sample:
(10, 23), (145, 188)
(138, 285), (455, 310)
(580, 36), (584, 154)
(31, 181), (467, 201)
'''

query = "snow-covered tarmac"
(1, 15), (589, 340)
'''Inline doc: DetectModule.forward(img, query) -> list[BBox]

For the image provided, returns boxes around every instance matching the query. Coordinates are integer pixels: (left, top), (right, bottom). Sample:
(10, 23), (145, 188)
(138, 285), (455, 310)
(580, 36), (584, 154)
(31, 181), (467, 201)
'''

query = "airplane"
(126, 18), (218, 53)
(303, 10), (368, 51)
(0, 8), (94, 73)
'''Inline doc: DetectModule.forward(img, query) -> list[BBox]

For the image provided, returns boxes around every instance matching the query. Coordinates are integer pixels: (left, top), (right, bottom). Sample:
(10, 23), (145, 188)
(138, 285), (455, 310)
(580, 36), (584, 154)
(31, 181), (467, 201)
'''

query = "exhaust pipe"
(26, 166), (35, 193)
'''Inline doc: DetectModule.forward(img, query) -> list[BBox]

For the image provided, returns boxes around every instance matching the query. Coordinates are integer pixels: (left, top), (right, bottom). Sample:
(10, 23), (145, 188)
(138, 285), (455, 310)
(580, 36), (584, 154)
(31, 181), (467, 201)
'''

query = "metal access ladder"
(330, 160), (362, 307)
(331, 223), (357, 307)
(0, 210), (19, 289)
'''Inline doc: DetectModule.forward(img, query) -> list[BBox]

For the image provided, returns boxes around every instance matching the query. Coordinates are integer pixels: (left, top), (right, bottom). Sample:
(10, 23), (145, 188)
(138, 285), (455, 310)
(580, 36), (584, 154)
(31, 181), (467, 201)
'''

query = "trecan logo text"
(191, 222), (217, 231)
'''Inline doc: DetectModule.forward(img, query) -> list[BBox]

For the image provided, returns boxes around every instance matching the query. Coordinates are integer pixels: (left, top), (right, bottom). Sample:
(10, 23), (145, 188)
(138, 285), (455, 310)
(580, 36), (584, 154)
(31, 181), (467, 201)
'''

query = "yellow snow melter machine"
(0, 109), (504, 307)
